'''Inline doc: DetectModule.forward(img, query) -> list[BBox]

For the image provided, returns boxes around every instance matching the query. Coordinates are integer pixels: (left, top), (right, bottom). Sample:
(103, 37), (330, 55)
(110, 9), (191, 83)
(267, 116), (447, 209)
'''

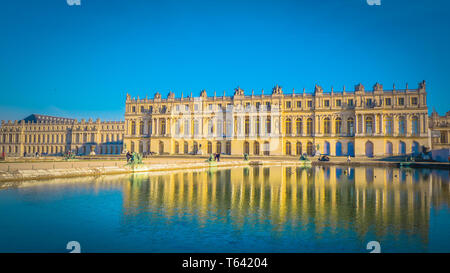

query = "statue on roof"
(234, 86), (244, 96)
(272, 84), (283, 95)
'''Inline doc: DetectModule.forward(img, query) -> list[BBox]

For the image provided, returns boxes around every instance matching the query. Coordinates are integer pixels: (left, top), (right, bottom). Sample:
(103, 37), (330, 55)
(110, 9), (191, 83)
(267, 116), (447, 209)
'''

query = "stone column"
(373, 115), (377, 135)
(379, 114), (383, 134)
(315, 115), (319, 136)
(361, 114), (365, 135)
(393, 115), (398, 137)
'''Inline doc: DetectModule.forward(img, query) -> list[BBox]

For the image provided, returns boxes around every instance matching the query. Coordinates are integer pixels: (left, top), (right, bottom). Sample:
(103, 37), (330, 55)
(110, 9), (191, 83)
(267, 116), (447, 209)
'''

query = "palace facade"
(0, 114), (124, 156)
(0, 81), (431, 158)
(124, 81), (429, 157)
(429, 110), (450, 150)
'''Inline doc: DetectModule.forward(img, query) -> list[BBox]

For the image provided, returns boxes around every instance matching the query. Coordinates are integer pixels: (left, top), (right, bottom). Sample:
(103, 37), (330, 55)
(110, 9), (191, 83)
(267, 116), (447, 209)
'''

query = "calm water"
(0, 165), (449, 253)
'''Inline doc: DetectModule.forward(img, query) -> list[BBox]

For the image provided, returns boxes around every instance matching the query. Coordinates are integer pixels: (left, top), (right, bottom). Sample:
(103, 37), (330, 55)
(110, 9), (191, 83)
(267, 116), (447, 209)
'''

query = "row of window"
(127, 116), (421, 137)
(128, 96), (421, 114)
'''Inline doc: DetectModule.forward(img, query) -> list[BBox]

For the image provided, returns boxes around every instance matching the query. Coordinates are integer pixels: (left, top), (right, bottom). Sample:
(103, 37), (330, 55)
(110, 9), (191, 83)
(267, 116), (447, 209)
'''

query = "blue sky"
(0, 0), (449, 121)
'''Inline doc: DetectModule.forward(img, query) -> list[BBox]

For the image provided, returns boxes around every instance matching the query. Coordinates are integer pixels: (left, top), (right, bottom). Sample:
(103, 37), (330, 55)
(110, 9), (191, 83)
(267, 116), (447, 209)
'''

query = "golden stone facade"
(0, 114), (124, 156)
(124, 81), (429, 157)
(429, 110), (450, 150)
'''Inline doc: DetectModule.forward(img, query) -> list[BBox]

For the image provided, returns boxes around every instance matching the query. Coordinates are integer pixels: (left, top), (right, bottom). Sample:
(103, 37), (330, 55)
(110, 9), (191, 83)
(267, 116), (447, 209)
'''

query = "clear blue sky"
(0, 0), (449, 121)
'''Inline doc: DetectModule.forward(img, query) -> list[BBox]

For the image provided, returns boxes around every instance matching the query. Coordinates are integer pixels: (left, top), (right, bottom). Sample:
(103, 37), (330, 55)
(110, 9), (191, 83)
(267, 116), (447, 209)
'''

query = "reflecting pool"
(0, 165), (449, 253)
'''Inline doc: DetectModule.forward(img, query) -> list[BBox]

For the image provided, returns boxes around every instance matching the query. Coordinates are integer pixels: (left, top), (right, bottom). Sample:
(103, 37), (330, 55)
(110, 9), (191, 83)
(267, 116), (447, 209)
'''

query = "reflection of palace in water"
(121, 166), (449, 242)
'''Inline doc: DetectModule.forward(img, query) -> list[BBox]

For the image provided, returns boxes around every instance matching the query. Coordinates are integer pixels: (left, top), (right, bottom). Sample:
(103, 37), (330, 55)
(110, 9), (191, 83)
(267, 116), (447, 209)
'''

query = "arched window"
(365, 141), (374, 157)
(193, 142), (198, 154)
(386, 141), (393, 155)
(263, 141), (270, 156)
(307, 142), (314, 156)
(139, 141), (143, 153)
(226, 141), (232, 154)
(175, 142), (179, 154)
(266, 117), (271, 134)
(399, 141), (406, 155)
(245, 116), (250, 136)
(184, 142), (189, 154)
(412, 116), (419, 136)
(285, 118), (292, 135)
(285, 141), (291, 155)
(296, 142), (302, 155)
(159, 141), (164, 154)
(130, 141), (135, 153)
(307, 118), (313, 135)
(335, 118), (342, 134)
(254, 142), (260, 155)
(244, 141), (250, 154)
(216, 142), (222, 154)
(296, 118), (302, 135)
(207, 141), (212, 154)
(365, 117), (373, 135)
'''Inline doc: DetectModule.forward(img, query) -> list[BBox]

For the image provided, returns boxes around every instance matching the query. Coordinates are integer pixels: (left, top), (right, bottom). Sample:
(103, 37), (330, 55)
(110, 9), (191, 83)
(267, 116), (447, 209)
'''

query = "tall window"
(193, 120), (199, 136)
(324, 117), (331, 134)
(208, 119), (214, 136)
(245, 116), (250, 136)
(244, 141), (250, 154)
(365, 117), (373, 135)
(347, 118), (354, 136)
(307, 118), (313, 135)
(412, 116), (419, 136)
(131, 121), (136, 135)
(266, 117), (271, 134)
(256, 118), (260, 136)
(184, 120), (189, 136)
(335, 118), (342, 134)
(296, 118), (302, 135)
(285, 142), (291, 155)
(207, 141), (212, 154)
(399, 117), (406, 136)
(285, 118), (292, 135)
(217, 120), (223, 137)
(184, 142), (188, 154)
(139, 121), (144, 135)
(307, 142), (314, 156)
(385, 117), (393, 135)
(175, 120), (181, 135)
(296, 142), (302, 155)
(160, 119), (166, 135)
(254, 142), (260, 155)
(226, 141), (232, 154)
(216, 142), (222, 154)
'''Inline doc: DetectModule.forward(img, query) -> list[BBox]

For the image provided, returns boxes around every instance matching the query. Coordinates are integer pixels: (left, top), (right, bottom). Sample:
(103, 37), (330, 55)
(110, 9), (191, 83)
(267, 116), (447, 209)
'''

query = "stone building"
(429, 110), (450, 150)
(124, 81), (429, 157)
(0, 114), (124, 156)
